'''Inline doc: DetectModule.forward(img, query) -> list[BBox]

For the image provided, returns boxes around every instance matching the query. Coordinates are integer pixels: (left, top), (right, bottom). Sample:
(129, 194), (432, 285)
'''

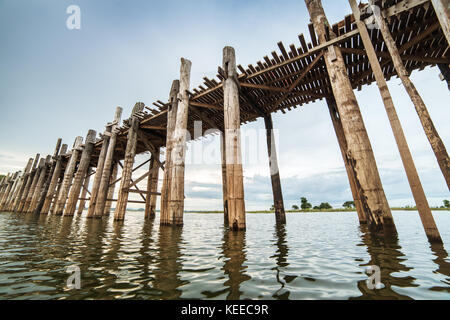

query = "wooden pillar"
(41, 144), (68, 214)
(95, 107), (123, 218)
(77, 167), (92, 214)
(50, 174), (64, 214)
(9, 158), (33, 212)
(167, 58), (192, 226)
(23, 158), (45, 213)
(223, 47), (246, 230)
(327, 97), (366, 224)
(87, 110), (120, 218)
(0, 172), (19, 210)
(104, 161), (118, 216)
(264, 114), (286, 224)
(370, 1), (450, 191)
(114, 103), (144, 221)
(220, 131), (229, 225)
(145, 149), (160, 220)
(160, 80), (180, 225)
(431, 0), (450, 46)
(54, 136), (83, 215)
(34, 139), (62, 214)
(28, 155), (51, 213)
(17, 154), (40, 212)
(350, 0), (442, 243)
(5, 159), (33, 211)
(305, 0), (396, 234)
(64, 130), (97, 216)
(0, 173), (12, 207)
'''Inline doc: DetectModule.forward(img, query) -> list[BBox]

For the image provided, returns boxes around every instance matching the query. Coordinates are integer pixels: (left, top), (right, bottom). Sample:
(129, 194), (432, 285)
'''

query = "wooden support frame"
(370, 0), (450, 191)
(114, 103), (145, 221)
(351, 0), (443, 243)
(305, 0), (397, 234)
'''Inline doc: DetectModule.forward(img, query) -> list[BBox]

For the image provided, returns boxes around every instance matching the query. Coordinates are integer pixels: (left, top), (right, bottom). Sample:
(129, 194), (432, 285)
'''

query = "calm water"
(0, 210), (449, 300)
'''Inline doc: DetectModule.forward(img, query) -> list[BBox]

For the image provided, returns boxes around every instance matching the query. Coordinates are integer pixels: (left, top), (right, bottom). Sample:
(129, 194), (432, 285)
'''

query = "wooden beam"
(306, 0), (396, 234)
(372, 2), (450, 191)
(189, 101), (223, 111)
(351, 0), (443, 243)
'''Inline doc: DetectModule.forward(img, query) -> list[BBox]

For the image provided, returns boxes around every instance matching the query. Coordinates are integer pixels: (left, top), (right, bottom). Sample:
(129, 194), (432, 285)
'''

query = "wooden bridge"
(1, 0), (449, 244)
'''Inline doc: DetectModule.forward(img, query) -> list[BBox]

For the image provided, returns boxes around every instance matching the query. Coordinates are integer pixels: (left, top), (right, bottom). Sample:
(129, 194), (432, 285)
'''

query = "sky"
(0, 0), (449, 211)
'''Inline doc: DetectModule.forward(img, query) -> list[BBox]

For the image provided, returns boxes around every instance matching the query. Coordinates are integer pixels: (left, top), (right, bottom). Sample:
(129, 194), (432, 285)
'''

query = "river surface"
(0, 210), (449, 300)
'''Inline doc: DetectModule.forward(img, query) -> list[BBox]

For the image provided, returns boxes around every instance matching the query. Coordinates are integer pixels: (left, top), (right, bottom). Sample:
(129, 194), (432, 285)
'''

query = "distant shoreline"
(182, 208), (450, 214)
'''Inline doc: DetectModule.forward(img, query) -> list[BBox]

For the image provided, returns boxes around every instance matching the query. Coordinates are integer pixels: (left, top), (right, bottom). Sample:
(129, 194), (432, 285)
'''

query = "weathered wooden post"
(17, 155), (40, 212)
(0, 173), (12, 206)
(87, 109), (121, 218)
(34, 139), (62, 214)
(167, 58), (192, 226)
(305, 0), (396, 234)
(9, 158), (33, 212)
(1, 172), (19, 210)
(327, 98), (366, 224)
(23, 158), (45, 213)
(431, 0), (450, 46)
(264, 114), (286, 224)
(94, 107), (123, 218)
(369, 0), (450, 190)
(160, 80), (180, 225)
(350, 0), (443, 243)
(223, 47), (246, 230)
(145, 150), (160, 220)
(77, 167), (93, 214)
(64, 130), (97, 216)
(5, 159), (32, 211)
(104, 162), (118, 216)
(54, 136), (83, 215)
(41, 144), (68, 214)
(50, 174), (64, 214)
(28, 155), (51, 213)
(115, 103), (145, 221)
(220, 132), (229, 225)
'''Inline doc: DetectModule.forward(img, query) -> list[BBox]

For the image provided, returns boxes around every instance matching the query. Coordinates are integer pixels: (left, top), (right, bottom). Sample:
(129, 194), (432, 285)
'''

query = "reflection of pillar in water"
(150, 227), (184, 299)
(272, 223), (292, 300)
(221, 229), (250, 300)
(429, 243), (450, 292)
(354, 226), (414, 300)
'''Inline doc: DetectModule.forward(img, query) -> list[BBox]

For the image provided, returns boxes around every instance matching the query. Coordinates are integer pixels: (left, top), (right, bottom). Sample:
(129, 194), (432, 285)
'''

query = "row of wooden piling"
(0, 0), (448, 245)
